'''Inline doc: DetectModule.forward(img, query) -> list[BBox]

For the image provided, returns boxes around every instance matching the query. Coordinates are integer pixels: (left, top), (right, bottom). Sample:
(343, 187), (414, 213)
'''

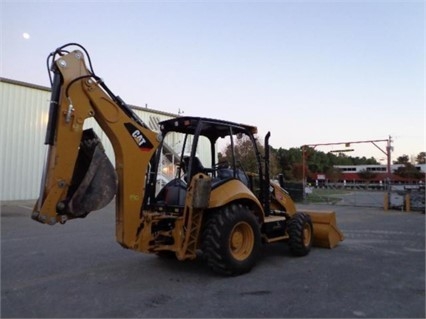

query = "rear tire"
(202, 204), (261, 276)
(288, 212), (313, 256)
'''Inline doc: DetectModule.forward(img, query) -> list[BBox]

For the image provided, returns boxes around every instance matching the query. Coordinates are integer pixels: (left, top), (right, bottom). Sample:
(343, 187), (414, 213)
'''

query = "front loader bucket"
(302, 210), (344, 248)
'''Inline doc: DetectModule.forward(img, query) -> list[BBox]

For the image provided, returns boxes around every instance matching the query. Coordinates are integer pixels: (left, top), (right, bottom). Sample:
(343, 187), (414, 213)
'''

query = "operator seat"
(216, 168), (250, 188)
(183, 156), (205, 178)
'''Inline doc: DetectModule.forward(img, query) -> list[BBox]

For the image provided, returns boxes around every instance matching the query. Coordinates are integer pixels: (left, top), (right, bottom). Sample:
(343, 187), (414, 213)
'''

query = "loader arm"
(32, 45), (160, 249)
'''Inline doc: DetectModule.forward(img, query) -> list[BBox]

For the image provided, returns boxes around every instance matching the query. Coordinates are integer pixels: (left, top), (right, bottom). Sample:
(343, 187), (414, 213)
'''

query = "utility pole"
(302, 145), (306, 199)
(386, 135), (393, 188)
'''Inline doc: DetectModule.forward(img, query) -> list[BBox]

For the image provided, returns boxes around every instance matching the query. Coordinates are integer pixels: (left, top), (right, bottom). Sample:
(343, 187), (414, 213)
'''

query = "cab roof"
(159, 116), (258, 140)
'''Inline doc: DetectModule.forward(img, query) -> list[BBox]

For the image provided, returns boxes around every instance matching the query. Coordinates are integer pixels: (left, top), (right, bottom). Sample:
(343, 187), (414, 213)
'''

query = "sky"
(1, 0), (425, 163)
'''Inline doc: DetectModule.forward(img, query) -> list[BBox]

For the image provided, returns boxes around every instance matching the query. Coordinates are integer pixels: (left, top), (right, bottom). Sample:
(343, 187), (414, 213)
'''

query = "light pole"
(301, 137), (392, 190)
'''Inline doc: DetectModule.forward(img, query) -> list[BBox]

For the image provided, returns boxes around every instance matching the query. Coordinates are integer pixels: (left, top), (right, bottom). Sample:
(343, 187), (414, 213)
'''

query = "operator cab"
(146, 116), (264, 213)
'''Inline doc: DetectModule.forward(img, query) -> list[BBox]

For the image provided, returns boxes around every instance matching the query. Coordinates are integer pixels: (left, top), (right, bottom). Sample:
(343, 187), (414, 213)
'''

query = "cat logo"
(124, 123), (154, 151)
(132, 130), (146, 146)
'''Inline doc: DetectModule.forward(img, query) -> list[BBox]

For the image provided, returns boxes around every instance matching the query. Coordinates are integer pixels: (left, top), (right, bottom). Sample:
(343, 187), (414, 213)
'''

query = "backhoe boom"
(32, 46), (160, 249)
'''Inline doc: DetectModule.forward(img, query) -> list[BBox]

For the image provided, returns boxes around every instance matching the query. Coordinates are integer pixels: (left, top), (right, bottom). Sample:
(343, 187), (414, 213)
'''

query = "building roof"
(0, 77), (178, 118)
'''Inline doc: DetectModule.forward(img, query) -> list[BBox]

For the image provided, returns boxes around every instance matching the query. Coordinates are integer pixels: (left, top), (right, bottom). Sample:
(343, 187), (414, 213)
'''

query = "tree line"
(218, 136), (425, 182)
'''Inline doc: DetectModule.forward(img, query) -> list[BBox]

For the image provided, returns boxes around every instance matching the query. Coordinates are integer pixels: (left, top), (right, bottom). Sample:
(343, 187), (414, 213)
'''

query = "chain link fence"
(388, 185), (425, 212)
(283, 182), (425, 213)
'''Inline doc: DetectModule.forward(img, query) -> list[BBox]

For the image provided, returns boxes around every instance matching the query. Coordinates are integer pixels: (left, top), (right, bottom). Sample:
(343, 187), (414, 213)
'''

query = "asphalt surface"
(1, 200), (425, 318)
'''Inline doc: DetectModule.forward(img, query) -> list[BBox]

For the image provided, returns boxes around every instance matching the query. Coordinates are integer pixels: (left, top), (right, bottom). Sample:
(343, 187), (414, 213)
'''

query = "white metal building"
(0, 78), (180, 201)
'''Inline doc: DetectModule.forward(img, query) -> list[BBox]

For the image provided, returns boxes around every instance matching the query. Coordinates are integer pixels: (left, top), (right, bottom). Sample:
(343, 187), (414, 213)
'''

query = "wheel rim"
(229, 221), (254, 261)
(303, 223), (312, 247)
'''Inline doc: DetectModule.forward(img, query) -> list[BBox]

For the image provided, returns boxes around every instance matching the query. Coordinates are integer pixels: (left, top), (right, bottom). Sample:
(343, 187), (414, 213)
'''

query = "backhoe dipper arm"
(32, 45), (160, 249)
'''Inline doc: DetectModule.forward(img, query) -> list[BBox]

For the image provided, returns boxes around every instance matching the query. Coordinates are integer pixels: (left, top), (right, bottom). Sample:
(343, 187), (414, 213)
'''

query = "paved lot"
(1, 200), (425, 318)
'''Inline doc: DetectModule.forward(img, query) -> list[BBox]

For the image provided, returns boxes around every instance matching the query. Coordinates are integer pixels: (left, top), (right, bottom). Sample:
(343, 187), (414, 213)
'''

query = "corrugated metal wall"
(0, 79), (177, 201)
(1, 81), (50, 201)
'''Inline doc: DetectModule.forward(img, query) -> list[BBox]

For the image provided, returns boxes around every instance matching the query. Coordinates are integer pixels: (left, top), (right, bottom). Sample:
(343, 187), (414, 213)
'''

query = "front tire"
(202, 204), (261, 276)
(288, 212), (313, 256)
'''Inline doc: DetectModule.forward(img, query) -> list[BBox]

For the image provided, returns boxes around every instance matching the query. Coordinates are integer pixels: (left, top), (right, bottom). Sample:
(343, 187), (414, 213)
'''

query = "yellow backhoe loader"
(32, 43), (343, 275)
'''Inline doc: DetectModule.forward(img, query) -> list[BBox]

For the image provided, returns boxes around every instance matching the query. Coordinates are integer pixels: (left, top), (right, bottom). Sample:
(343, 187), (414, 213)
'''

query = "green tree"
(353, 156), (379, 165)
(358, 169), (378, 186)
(221, 135), (280, 177)
(326, 167), (342, 183)
(268, 144), (426, 182)
(394, 163), (424, 180)
(291, 163), (309, 181)
(416, 152), (426, 164)
(309, 151), (332, 173)
(394, 155), (410, 164)
(272, 147), (302, 180)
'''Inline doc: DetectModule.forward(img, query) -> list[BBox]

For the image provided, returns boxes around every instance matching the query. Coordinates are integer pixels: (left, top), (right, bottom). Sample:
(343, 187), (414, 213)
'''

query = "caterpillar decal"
(124, 123), (154, 151)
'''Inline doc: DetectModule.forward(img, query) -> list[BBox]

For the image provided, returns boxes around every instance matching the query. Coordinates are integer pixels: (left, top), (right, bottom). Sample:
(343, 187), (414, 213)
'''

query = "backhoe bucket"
(302, 210), (344, 248)
(65, 129), (117, 217)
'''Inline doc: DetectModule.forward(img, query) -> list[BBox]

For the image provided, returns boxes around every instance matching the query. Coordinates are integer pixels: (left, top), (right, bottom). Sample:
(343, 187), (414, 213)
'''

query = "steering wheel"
(213, 160), (229, 170)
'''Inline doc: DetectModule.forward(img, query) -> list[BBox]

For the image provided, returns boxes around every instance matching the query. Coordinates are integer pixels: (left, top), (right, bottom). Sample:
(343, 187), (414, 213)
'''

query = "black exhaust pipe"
(264, 132), (271, 216)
